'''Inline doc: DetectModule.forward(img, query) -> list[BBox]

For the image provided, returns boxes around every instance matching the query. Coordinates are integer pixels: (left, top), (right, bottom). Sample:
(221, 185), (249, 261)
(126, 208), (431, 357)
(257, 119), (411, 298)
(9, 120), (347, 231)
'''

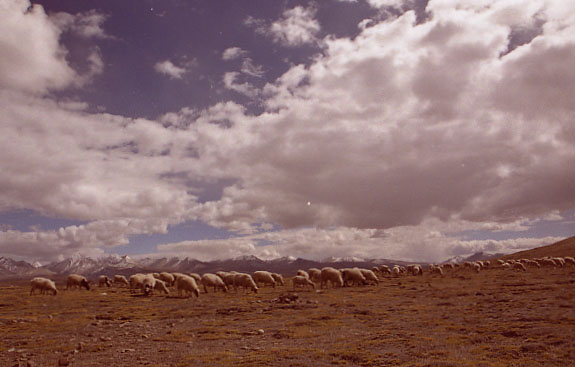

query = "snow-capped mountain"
(442, 251), (504, 264)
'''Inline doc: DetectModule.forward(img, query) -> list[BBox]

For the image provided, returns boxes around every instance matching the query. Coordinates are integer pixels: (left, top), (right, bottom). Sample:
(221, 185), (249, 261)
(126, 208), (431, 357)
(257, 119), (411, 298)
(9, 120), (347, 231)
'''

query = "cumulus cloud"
(269, 6), (321, 47)
(1, 0), (574, 262)
(222, 47), (248, 60)
(154, 60), (188, 79)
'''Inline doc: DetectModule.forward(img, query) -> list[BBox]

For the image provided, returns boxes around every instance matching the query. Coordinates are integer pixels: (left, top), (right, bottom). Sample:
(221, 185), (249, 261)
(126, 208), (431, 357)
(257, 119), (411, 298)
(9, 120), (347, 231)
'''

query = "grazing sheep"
(540, 258), (557, 268)
(359, 269), (379, 284)
(429, 265), (443, 276)
(441, 263), (455, 271)
(66, 274), (90, 291)
(296, 270), (310, 279)
(407, 264), (423, 276)
(292, 275), (315, 290)
(496, 259), (506, 266)
(233, 273), (259, 293)
(98, 275), (111, 288)
(201, 273), (228, 293)
(216, 271), (237, 288)
(152, 273), (161, 279)
(564, 257), (575, 266)
(472, 263), (481, 273)
(320, 267), (344, 289)
(129, 273), (146, 290)
(525, 259), (541, 268)
(552, 257), (565, 267)
(142, 274), (157, 295)
(271, 273), (285, 286)
(392, 266), (401, 276)
(113, 275), (129, 287)
(159, 272), (175, 286)
(483, 260), (491, 267)
(176, 275), (200, 298)
(308, 268), (322, 282)
(189, 273), (202, 283)
(341, 268), (367, 287)
(380, 265), (392, 275)
(30, 277), (58, 296)
(153, 278), (170, 294)
(501, 263), (511, 269)
(513, 262), (527, 272)
(253, 271), (276, 288)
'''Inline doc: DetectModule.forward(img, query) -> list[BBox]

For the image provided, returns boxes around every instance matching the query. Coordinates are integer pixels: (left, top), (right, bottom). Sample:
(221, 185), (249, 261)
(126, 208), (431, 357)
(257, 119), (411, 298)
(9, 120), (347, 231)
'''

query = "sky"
(1, 0), (574, 264)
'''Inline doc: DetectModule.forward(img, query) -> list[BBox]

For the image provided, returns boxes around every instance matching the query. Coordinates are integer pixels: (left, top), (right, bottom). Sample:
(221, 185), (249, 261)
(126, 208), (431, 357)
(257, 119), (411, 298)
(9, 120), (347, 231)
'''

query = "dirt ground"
(1, 266), (574, 366)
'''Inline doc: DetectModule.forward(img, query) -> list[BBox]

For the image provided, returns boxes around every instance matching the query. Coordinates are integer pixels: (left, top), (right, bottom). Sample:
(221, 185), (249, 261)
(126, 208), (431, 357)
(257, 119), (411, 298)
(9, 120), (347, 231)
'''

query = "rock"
(257, 329), (264, 335)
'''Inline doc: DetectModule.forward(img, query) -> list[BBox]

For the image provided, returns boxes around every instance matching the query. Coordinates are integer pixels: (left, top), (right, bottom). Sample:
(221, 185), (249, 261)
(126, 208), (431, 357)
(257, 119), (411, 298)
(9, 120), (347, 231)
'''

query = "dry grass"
(1, 266), (574, 366)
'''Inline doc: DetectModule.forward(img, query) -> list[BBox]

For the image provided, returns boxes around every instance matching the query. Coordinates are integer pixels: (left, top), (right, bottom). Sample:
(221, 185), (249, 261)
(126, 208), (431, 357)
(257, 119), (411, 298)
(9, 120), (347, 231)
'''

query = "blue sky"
(0, 0), (574, 263)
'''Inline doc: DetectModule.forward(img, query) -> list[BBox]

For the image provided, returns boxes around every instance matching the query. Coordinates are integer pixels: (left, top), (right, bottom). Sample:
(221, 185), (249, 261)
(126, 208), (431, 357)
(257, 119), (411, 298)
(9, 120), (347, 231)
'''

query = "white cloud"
(222, 72), (260, 98)
(241, 58), (265, 77)
(222, 47), (248, 60)
(269, 6), (321, 47)
(366, 0), (406, 9)
(51, 9), (110, 39)
(154, 60), (188, 79)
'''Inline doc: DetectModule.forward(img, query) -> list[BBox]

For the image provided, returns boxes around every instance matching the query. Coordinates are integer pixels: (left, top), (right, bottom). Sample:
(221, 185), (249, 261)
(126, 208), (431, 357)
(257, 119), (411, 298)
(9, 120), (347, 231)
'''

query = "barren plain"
(1, 265), (574, 366)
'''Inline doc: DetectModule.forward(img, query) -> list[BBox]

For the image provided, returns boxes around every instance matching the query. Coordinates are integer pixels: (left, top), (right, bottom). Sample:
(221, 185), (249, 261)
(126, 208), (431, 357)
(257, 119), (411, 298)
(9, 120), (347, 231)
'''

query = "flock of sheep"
(28, 255), (575, 297)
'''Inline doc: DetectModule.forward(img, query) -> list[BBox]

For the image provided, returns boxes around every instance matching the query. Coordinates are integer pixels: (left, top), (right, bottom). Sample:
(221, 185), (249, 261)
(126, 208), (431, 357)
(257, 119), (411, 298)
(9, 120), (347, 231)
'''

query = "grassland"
(1, 265), (574, 366)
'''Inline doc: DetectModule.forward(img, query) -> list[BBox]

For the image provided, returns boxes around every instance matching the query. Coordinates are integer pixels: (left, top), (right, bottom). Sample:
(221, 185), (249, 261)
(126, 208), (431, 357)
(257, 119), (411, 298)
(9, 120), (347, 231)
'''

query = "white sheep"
(233, 273), (259, 293)
(159, 272), (175, 286)
(176, 275), (200, 298)
(472, 263), (481, 273)
(296, 270), (310, 279)
(216, 271), (237, 288)
(129, 273), (146, 290)
(359, 269), (379, 284)
(113, 275), (129, 287)
(189, 273), (202, 283)
(441, 263), (455, 271)
(564, 256), (575, 266)
(320, 267), (344, 289)
(271, 273), (285, 286)
(483, 260), (491, 267)
(341, 268), (367, 287)
(142, 274), (156, 295)
(501, 263), (511, 269)
(292, 275), (315, 290)
(513, 262), (527, 272)
(540, 258), (557, 267)
(253, 271), (276, 288)
(30, 277), (58, 296)
(392, 266), (401, 276)
(66, 274), (90, 291)
(308, 268), (322, 282)
(98, 275), (111, 288)
(380, 265), (392, 275)
(153, 278), (170, 294)
(552, 257), (565, 267)
(200, 273), (228, 293)
(496, 259), (506, 266)
(407, 264), (423, 276)
(429, 264), (443, 276)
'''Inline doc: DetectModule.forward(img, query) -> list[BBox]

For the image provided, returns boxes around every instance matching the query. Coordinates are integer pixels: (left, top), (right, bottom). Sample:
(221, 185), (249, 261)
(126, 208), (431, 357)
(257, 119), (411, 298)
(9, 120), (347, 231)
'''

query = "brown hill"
(499, 236), (575, 260)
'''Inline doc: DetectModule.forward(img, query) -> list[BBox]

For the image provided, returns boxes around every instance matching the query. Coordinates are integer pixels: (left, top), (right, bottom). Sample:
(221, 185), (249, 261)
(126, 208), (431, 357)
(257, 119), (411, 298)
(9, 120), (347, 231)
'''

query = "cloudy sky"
(1, 0), (574, 264)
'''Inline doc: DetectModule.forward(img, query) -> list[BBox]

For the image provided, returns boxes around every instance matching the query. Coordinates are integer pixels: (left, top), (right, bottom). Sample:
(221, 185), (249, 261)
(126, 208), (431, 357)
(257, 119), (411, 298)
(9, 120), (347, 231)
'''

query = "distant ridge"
(499, 236), (575, 261)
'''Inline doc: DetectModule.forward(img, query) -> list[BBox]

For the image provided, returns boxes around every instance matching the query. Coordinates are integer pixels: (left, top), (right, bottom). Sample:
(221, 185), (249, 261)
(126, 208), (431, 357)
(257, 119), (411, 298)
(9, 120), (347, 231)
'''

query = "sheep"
(540, 258), (557, 268)
(153, 278), (170, 294)
(320, 267), (344, 289)
(513, 262), (527, 272)
(359, 269), (379, 284)
(483, 260), (491, 267)
(30, 277), (58, 296)
(296, 270), (310, 279)
(472, 263), (481, 273)
(113, 275), (129, 287)
(98, 275), (111, 288)
(253, 271), (276, 288)
(271, 273), (285, 286)
(152, 273), (161, 279)
(441, 263), (455, 271)
(501, 263), (511, 269)
(552, 257), (565, 267)
(341, 268), (367, 287)
(496, 259), (506, 266)
(308, 268), (322, 282)
(200, 273), (228, 293)
(380, 265), (392, 275)
(233, 273), (259, 293)
(142, 274), (156, 295)
(189, 273), (202, 283)
(564, 256), (575, 266)
(429, 264), (443, 276)
(525, 259), (541, 268)
(176, 275), (200, 298)
(159, 272), (175, 286)
(129, 273), (146, 290)
(66, 274), (90, 291)
(216, 271), (237, 288)
(407, 264), (423, 276)
(292, 275), (315, 290)
(392, 266), (401, 276)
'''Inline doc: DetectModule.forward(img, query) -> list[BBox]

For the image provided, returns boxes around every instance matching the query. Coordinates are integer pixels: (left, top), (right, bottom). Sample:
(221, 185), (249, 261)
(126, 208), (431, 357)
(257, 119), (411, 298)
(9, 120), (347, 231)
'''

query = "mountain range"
(0, 252), (495, 280)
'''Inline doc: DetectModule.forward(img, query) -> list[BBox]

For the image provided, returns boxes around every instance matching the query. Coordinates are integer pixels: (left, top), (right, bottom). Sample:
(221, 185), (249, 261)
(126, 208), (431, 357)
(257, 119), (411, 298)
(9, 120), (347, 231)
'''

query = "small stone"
(257, 329), (264, 335)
